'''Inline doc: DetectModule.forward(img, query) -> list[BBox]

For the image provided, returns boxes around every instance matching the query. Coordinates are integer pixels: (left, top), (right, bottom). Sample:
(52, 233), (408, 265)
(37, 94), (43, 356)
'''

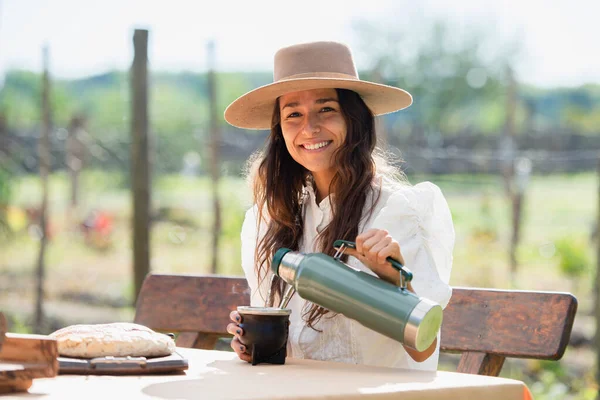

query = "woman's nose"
(302, 113), (320, 136)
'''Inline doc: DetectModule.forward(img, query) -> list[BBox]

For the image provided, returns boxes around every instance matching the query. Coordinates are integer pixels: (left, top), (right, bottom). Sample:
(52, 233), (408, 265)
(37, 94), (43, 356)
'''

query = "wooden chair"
(440, 287), (577, 376)
(134, 274), (577, 377)
(134, 273), (250, 349)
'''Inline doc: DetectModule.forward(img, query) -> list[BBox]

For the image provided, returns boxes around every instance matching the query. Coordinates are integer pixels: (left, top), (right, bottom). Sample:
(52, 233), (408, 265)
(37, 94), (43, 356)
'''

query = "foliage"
(470, 190), (498, 241)
(0, 67), (598, 142)
(0, 167), (11, 236)
(555, 237), (590, 279)
(353, 18), (515, 134)
(520, 84), (600, 133)
(0, 70), (76, 129)
(0, 85), (40, 129)
(354, 18), (600, 137)
(562, 104), (600, 133)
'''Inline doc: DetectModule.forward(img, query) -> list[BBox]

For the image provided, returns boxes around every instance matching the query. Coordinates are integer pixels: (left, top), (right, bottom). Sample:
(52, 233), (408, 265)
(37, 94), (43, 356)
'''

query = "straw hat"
(224, 41), (412, 130)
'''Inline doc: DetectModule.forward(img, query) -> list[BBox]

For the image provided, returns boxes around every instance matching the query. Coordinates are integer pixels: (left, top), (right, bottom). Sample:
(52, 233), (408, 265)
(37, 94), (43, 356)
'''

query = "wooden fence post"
(207, 40), (221, 275)
(503, 65), (523, 286)
(66, 114), (85, 209)
(595, 157), (600, 400)
(34, 45), (51, 333)
(131, 29), (151, 302)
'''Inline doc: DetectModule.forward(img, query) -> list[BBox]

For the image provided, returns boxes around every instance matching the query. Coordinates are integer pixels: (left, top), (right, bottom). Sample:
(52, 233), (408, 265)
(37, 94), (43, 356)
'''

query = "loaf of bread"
(50, 322), (176, 358)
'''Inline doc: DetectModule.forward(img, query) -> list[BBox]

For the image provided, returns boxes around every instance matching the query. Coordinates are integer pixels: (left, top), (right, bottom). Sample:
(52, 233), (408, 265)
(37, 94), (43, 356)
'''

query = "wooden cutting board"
(58, 351), (188, 375)
(0, 313), (59, 394)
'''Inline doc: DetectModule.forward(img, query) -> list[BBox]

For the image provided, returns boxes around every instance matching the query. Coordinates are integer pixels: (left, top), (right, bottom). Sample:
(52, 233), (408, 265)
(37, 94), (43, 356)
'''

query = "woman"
(224, 41), (454, 370)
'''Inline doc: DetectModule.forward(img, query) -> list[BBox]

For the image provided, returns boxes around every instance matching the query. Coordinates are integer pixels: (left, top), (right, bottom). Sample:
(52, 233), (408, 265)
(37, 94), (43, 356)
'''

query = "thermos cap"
(271, 248), (292, 275)
(404, 298), (443, 352)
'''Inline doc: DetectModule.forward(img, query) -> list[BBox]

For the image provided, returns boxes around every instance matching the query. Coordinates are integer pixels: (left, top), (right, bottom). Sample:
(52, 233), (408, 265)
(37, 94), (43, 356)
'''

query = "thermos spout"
(272, 248), (304, 286)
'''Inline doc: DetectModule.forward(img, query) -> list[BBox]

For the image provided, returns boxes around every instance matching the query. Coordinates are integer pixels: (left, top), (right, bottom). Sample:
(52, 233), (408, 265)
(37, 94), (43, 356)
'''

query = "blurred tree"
(0, 71), (40, 129)
(0, 70), (74, 129)
(353, 19), (520, 136)
(521, 84), (600, 133)
(84, 87), (129, 134)
(562, 104), (600, 134)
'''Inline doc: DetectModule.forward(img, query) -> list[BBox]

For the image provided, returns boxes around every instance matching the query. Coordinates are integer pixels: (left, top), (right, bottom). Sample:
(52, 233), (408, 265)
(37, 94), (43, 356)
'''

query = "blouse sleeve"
(370, 182), (455, 308)
(240, 205), (271, 307)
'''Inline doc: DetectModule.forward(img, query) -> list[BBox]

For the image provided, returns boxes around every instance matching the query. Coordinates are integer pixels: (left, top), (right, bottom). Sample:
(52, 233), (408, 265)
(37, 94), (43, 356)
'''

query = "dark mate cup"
(237, 306), (291, 366)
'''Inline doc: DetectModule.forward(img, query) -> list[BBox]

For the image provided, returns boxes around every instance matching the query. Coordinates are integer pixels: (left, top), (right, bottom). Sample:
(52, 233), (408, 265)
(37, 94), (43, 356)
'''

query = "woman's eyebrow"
(281, 97), (339, 110)
(281, 101), (299, 110)
(315, 97), (339, 104)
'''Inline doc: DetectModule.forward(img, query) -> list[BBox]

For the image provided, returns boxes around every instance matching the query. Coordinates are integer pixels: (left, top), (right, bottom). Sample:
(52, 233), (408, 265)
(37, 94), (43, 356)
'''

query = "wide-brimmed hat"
(224, 41), (412, 130)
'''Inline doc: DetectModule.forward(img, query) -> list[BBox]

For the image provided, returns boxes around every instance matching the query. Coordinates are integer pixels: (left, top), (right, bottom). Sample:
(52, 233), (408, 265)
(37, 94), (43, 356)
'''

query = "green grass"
(4, 171), (597, 297)
(1, 171), (598, 399)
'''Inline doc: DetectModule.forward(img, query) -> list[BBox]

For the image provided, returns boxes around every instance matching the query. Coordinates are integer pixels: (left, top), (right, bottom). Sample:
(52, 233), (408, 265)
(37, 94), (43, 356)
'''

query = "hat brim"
(224, 77), (412, 130)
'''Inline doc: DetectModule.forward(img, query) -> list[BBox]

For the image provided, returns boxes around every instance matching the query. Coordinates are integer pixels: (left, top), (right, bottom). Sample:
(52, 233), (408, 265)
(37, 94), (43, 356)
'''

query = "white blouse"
(240, 179), (455, 370)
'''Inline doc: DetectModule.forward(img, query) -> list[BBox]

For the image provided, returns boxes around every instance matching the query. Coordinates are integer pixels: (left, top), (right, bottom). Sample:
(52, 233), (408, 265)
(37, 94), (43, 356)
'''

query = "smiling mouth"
(302, 141), (332, 150)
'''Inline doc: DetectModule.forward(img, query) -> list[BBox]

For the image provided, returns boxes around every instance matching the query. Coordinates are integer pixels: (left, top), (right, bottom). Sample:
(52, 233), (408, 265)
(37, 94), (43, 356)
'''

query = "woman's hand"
(344, 229), (436, 362)
(227, 311), (251, 362)
(344, 229), (405, 285)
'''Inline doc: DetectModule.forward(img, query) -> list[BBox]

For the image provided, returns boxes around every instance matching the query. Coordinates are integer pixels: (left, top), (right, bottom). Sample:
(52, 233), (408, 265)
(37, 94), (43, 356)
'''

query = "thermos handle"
(333, 239), (413, 284)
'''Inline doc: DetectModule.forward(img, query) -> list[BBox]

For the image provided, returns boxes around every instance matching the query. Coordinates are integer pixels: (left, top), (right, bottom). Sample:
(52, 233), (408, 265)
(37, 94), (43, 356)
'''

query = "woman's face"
(278, 88), (347, 179)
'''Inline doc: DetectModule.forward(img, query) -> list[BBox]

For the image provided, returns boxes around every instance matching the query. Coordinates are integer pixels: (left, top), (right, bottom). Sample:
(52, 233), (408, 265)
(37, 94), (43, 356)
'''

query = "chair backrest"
(135, 274), (578, 376)
(134, 273), (250, 349)
(440, 287), (578, 376)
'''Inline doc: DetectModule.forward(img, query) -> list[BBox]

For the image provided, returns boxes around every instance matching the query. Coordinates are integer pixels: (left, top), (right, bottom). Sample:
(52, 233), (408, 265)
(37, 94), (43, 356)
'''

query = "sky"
(1, 0), (599, 88)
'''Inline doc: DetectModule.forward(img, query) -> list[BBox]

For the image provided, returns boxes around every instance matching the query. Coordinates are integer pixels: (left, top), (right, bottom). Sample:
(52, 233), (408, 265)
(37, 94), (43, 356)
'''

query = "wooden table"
(3, 348), (533, 399)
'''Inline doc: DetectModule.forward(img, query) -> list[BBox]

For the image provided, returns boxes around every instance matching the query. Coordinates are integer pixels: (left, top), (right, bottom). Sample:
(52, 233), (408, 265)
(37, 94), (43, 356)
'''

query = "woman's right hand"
(227, 311), (251, 362)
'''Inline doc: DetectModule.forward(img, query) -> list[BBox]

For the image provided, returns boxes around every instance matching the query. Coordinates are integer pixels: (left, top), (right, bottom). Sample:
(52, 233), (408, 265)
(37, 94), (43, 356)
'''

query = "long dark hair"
(248, 88), (381, 329)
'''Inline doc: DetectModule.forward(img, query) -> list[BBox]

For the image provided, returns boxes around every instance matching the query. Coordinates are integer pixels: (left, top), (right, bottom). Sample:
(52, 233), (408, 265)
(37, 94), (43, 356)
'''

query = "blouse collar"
(304, 184), (333, 211)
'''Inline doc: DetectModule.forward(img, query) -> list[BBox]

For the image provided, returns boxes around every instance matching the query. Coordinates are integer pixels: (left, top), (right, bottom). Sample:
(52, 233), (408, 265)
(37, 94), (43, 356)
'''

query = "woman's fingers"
(226, 322), (244, 337)
(355, 229), (394, 262)
(229, 310), (242, 324)
(355, 229), (379, 255)
(230, 337), (252, 362)
(357, 229), (389, 256)
(368, 239), (391, 265)
(227, 311), (250, 362)
(350, 229), (406, 284)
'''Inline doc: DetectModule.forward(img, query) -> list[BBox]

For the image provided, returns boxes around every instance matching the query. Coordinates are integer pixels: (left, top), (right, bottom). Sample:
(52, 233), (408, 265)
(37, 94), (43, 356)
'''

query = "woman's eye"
(320, 106), (335, 112)
(286, 112), (301, 118)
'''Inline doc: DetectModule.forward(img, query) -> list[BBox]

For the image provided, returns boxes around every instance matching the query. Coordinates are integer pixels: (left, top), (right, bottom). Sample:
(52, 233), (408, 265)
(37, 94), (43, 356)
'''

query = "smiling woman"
(222, 41), (455, 371)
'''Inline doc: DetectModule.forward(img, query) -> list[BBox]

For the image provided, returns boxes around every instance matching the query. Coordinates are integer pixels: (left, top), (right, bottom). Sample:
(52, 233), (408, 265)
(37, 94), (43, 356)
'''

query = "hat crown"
(273, 41), (359, 82)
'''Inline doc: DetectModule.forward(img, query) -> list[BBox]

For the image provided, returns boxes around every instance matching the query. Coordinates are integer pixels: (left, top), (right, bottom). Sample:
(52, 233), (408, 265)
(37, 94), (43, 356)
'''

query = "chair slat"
(441, 287), (577, 360)
(134, 274), (250, 335)
(175, 332), (200, 348)
(456, 351), (505, 376)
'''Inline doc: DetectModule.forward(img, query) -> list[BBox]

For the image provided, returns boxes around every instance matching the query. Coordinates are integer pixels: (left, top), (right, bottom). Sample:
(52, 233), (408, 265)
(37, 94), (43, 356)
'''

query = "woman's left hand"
(343, 229), (405, 285)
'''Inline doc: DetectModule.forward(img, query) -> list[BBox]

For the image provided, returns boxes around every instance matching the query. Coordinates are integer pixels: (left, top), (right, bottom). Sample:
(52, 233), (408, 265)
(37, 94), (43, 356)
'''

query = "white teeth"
(304, 141), (329, 150)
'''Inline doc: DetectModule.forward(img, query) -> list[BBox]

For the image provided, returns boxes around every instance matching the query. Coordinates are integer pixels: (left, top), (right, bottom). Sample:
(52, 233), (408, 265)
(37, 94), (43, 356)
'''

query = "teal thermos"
(271, 240), (443, 352)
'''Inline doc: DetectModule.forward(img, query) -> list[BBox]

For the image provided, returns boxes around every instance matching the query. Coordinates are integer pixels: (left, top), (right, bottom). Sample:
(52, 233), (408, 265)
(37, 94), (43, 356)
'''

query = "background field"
(0, 170), (596, 399)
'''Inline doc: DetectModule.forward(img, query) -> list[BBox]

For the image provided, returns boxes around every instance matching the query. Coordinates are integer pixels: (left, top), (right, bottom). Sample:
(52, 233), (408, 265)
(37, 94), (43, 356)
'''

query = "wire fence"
(2, 126), (600, 180)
